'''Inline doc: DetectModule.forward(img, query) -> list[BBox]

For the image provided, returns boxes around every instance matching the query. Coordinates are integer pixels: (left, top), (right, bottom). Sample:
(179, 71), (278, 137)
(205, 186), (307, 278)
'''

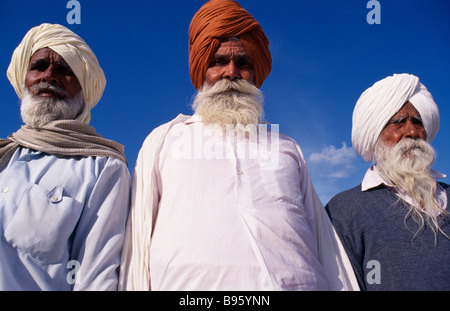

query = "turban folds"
(7, 23), (106, 124)
(189, 0), (272, 90)
(352, 73), (440, 161)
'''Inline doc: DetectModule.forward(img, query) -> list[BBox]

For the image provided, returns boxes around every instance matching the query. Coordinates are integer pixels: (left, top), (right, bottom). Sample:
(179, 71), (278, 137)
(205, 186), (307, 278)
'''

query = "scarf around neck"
(0, 120), (127, 171)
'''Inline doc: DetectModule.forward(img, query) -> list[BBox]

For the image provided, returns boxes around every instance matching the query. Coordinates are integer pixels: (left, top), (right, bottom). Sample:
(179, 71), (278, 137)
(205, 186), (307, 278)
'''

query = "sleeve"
(325, 195), (366, 290)
(71, 158), (131, 291)
(118, 123), (173, 291)
(118, 115), (189, 291)
(294, 141), (360, 291)
(118, 144), (157, 290)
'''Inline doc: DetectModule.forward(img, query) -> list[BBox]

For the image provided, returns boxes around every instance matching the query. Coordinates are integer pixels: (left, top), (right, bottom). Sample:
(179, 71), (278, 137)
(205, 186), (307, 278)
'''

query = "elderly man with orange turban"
(119, 0), (358, 291)
(0, 23), (131, 290)
(326, 73), (450, 290)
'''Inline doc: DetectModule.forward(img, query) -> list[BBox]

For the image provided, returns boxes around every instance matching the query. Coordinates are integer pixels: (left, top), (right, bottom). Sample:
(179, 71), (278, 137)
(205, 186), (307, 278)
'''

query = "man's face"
(378, 102), (427, 148)
(25, 47), (82, 100)
(205, 40), (255, 87)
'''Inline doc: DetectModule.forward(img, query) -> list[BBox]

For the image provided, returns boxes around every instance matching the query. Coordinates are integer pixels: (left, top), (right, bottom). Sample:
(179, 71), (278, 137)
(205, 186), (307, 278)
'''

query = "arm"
(118, 114), (191, 291)
(325, 197), (366, 291)
(294, 141), (359, 291)
(118, 144), (158, 291)
(71, 158), (131, 291)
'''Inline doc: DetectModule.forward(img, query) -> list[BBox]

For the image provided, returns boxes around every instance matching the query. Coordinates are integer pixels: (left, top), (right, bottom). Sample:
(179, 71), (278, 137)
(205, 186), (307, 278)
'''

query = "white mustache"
(202, 79), (261, 97)
(29, 82), (67, 98)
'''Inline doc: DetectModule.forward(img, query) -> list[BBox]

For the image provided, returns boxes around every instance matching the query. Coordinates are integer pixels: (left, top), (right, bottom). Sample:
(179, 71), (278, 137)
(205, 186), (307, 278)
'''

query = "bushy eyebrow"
(28, 57), (74, 75)
(29, 57), (71, 69)
(388, 114), (422, 124)
(210, 53), (252, 67)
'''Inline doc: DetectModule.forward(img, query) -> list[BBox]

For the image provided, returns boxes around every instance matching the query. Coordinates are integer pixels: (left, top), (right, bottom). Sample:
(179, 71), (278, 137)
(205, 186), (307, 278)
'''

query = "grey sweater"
(326, 182), (450, 291)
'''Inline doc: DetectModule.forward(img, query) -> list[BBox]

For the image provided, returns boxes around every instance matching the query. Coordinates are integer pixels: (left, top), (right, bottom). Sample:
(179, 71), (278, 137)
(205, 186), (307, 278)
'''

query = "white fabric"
(7, 23), (106, 124)
(361, 165), (448, 216)
(352, 73), (440, 161)
(0, 147), (130, 290)
(119, 114), (359, 291)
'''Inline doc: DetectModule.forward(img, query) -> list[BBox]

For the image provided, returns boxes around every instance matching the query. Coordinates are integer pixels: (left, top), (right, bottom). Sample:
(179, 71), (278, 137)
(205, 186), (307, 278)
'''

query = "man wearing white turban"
(326, 73), (450, 291)
(0, 23), (131, 290)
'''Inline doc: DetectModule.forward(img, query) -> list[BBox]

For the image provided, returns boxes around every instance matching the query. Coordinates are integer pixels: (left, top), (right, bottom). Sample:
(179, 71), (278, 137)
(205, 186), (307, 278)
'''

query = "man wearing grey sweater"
(326, 73), (450, 291)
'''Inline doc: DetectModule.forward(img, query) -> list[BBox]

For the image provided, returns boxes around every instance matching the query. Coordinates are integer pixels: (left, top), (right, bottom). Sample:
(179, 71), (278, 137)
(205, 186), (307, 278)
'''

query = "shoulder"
(87, 157), (131, 186)
(327, 184), (393, 207)
(438, 181), (449, 190)
(103, 156), (130, 175)
(438, 182), (450, 198)
(325, 185), (365, 220)
(270, 130), (306, 158)
(326, 185), (364, 209)
(326, 184), (393, 222)
(141, 114), (191, 149)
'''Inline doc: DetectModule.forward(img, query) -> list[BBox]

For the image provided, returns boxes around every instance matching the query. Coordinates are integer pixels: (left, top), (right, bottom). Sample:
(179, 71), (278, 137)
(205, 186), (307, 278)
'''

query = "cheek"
(242, 70), (255, 84)
(24, 71), (38, 89)
(205, 68), (220, 86)
(379, 128), (402, 146)
(65, 77), (82, 96)
(419, 128), (428, 141)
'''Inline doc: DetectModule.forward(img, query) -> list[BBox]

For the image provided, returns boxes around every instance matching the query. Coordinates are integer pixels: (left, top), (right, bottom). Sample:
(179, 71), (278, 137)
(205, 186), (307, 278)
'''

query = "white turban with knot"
(6, 23), (106, 124)
(352, 73), (440, 162)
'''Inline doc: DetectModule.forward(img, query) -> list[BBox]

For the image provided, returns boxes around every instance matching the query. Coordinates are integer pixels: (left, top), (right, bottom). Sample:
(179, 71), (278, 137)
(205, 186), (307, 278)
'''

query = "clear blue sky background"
(1, 0), (449, 204)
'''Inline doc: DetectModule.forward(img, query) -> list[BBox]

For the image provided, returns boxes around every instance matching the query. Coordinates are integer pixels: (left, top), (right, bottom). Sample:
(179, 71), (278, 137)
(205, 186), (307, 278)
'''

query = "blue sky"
(1, 0), (449, 204)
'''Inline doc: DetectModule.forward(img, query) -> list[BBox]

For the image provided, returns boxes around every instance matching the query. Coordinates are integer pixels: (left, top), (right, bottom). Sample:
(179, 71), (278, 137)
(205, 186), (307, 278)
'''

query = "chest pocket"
(4, 184), (83, 264)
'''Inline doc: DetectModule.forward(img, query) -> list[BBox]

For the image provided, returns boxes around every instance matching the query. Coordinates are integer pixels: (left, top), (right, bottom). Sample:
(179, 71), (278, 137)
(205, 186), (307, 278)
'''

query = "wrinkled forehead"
(28, 47), (69, 67)
(390, 101), (422, 120)
(215, 39), (249, 56)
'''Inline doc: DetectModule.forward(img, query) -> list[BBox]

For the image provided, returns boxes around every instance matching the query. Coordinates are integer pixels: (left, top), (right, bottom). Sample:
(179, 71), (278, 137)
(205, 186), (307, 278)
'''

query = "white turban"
(6, 23), (106, 124)
(352, 73), (440, 161)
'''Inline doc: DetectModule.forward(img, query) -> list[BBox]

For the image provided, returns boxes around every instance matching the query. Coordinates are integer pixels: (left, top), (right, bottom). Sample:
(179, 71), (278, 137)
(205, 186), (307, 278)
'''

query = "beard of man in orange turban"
(188, 0), (272, 90)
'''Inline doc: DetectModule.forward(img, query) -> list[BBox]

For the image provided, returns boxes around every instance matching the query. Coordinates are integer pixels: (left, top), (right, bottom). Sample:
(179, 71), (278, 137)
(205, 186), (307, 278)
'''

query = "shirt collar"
(184, 114), (202, 125)
(361, 165), (447, 191)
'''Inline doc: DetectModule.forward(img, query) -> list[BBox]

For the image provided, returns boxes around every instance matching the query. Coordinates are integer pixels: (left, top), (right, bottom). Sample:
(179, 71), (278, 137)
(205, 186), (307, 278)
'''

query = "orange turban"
(189, 0), (272, 90)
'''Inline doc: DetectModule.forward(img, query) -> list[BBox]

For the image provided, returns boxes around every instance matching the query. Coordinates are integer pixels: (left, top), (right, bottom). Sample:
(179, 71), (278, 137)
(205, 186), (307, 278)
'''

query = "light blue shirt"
(0, 147), (131, 290)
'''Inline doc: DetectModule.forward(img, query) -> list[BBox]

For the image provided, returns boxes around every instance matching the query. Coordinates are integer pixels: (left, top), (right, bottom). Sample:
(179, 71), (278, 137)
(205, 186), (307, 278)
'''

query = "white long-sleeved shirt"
(0, 147), (131, 290)
(120, 114), (358, 291)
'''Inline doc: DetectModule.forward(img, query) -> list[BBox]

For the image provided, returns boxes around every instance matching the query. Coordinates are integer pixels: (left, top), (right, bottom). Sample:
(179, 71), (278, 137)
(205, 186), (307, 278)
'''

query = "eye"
(210, 58), (227, 67)
(412, 117), (423, 125)
(236, 58), (252, 69)
(29, 60), (48, 71)
(59, 66), (74, 75)
(54, 62), (75, 75)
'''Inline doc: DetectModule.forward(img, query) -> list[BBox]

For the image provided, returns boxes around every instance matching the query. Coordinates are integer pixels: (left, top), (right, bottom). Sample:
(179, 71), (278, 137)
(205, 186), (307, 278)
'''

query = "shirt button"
(238, 170), (244, 175)
(25, 156), (31, 162)
(49, 196), (58, 202)
(2, 187), (9, 193)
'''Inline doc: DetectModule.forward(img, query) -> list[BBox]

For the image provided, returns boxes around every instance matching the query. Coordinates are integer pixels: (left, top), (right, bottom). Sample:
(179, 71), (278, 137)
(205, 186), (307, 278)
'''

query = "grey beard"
(21, 84), (84, 128)
(192, 79), (264, 130)
(374, 138), (448, 240)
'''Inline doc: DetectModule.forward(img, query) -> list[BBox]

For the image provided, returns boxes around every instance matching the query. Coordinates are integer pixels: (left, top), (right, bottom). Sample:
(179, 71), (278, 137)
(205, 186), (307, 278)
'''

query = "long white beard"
(374, 138), (448, 240)
(21, 83), (84, 128)
(192, 79), (264, 130)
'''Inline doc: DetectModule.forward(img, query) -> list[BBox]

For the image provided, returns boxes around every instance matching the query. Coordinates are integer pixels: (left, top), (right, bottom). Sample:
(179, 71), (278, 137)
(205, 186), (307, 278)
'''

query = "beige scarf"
(0, 120), (127, 171)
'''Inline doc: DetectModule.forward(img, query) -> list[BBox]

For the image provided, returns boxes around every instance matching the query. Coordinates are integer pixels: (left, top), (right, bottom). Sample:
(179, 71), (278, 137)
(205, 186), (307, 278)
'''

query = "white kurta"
(119, 114), (358, 291)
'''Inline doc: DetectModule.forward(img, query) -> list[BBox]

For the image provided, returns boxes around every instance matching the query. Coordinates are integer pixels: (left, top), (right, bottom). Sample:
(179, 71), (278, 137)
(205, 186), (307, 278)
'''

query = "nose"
(41, 65), (59, 85)
(223, 61), (241, 81)
(403, 119), (421, 140)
